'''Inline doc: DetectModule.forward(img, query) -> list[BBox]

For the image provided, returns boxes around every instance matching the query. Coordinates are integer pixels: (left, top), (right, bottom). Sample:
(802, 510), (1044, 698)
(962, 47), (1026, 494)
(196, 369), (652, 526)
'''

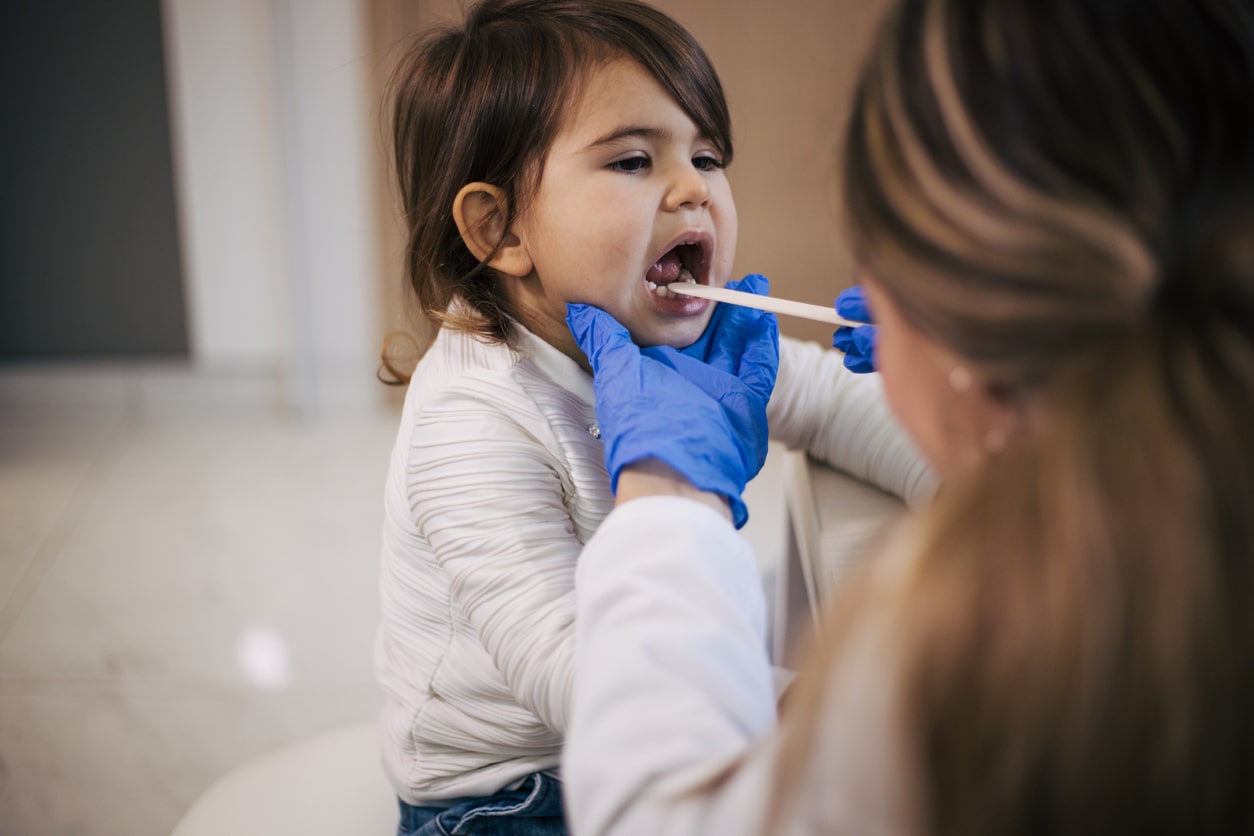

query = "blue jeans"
(397, 772), (567, 836)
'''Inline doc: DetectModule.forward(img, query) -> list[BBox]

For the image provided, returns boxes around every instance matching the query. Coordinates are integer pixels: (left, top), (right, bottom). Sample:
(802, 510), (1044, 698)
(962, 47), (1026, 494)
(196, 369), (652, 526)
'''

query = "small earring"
(949, 366), (973, 393)
(983, 426), (1008, 455)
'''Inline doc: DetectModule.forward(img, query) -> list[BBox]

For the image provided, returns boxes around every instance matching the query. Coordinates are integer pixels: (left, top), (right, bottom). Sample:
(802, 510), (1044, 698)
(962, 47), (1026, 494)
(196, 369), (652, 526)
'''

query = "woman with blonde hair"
(561, 0), (1254, 833)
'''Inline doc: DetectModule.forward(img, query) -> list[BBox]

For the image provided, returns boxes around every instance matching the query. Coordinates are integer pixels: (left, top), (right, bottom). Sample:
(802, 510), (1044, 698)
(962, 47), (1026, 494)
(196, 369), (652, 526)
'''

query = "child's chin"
(634, 331), (703, 351)
(622, 320), (693, 348)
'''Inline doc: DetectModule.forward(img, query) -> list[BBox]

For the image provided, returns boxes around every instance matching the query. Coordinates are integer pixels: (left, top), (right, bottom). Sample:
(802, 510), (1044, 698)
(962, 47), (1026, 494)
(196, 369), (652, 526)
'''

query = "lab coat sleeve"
(769, 336), (937, 508)
(565, 497), (925, 836)
(564, 497), (779, 835)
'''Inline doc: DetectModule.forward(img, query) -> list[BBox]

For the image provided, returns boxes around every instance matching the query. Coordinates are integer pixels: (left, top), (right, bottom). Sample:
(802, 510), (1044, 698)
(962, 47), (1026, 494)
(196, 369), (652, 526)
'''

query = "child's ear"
(452, 183), (533, 278)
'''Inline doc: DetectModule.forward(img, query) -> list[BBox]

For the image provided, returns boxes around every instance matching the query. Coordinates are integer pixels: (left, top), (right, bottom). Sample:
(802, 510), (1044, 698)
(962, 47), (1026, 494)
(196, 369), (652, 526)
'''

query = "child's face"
(511, 58), (737, 358)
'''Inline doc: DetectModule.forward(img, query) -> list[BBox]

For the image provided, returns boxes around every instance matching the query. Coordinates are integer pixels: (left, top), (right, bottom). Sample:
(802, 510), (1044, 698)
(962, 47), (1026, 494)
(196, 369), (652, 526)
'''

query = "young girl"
(374, 0), (932, 832)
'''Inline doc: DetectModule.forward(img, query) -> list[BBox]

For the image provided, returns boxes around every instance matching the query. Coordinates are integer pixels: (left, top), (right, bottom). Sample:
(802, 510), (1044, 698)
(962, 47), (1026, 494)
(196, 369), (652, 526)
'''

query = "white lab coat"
(565, 497), (921, 835)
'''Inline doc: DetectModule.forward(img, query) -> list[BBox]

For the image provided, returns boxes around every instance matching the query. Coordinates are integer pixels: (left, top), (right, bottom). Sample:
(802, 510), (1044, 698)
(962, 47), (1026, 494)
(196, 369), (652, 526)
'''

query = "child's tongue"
(646, 250), (683, 284)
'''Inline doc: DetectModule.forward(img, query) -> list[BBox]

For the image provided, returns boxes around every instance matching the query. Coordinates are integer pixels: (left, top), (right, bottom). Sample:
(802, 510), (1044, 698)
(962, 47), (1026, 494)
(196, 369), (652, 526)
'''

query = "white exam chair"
(169, 721), (396, 835)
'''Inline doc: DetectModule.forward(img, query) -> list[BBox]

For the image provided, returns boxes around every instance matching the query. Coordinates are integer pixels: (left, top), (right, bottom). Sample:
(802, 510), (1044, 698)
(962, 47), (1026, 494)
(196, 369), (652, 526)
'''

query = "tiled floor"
(0, 362), (785, 836)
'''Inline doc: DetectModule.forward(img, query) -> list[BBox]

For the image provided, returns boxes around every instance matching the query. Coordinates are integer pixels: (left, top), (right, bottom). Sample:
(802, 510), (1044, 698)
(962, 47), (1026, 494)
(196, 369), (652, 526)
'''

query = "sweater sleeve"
(407, 385), (582, 735)
(769, 336), (937, 508)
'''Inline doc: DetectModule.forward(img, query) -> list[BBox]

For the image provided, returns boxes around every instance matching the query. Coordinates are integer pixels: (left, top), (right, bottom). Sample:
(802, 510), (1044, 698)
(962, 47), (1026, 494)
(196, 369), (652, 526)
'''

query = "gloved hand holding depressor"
(832, 285), (877, 373)
(567, 292), (779, 529)
(678, 273), (774, 370)
(669, 272), (778, 481)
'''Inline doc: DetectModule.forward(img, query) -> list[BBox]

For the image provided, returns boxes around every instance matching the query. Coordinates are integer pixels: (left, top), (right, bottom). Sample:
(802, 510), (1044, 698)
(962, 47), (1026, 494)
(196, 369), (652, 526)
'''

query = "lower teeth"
(648, 269), (697, 298)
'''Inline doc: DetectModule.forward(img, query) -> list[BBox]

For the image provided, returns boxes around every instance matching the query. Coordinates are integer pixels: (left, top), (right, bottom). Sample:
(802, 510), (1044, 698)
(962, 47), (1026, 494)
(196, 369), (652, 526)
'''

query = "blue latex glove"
(831, 285), (877, 373)
(678, 272), (772, 366)
(567, 293), (779, 529)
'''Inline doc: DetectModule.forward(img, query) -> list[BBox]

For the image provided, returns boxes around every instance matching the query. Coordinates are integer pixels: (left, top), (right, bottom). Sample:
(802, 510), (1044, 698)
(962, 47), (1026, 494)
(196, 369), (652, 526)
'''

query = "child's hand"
(832, 286), (877, 373)
(567, 301), (778, 529)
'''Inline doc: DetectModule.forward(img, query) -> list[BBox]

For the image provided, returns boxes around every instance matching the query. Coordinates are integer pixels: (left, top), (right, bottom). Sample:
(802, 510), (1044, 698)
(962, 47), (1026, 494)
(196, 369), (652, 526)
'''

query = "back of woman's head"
(387, 0), (730, 348)
(843, 0), (1254, 387)
(817, 1), (1254, 832)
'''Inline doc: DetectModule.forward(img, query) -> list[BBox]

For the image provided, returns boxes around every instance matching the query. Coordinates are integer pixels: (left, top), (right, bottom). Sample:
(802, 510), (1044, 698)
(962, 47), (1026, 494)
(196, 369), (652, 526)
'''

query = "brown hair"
(777, 0), (1254, 831)
(381, 0), (731, 382)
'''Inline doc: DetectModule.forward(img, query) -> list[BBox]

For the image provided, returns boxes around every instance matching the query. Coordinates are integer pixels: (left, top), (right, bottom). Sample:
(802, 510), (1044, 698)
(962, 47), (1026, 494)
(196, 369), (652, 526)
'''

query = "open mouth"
(645, 241), (708, 298)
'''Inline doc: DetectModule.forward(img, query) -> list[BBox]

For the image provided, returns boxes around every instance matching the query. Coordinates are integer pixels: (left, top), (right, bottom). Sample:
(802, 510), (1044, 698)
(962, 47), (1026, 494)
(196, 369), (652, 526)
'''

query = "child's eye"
(608, 155), (651, 173)
(693, 154), (726, 171)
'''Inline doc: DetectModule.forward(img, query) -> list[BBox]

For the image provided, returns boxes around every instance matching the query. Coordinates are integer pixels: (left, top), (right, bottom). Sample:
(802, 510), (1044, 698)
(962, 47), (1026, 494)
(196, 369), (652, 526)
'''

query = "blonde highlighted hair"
(776, 0), (1254, 831)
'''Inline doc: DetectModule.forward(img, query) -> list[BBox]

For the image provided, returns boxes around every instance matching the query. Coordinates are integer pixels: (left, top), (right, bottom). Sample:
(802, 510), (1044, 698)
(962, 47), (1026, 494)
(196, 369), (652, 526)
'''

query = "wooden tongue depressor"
(663, 282), (862, 328)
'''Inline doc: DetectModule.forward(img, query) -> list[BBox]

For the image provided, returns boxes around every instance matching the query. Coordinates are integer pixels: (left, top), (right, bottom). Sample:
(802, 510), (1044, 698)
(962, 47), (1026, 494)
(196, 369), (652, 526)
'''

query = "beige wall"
(667, 0), (890, 344)
(369, 0), (891, 347)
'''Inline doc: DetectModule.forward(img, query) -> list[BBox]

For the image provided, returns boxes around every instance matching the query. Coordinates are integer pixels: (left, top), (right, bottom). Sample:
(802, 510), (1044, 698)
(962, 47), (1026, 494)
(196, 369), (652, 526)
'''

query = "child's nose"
(663, 164), (711, 211)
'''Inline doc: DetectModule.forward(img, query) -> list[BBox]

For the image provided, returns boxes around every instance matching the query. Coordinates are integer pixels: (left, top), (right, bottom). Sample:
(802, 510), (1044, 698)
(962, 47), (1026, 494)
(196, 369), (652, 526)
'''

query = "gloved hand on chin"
(566, 274), (779, 529)
(832, 285), (877, 373)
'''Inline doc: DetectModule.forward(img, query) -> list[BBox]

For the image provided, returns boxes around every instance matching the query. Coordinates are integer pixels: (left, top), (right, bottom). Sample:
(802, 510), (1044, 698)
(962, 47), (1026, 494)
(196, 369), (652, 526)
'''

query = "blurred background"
(0, 0), (888, 833)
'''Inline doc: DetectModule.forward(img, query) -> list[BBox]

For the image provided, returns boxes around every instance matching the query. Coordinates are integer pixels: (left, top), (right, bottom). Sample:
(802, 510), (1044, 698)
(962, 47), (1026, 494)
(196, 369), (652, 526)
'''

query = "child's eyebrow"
(584, 125), (673, 150)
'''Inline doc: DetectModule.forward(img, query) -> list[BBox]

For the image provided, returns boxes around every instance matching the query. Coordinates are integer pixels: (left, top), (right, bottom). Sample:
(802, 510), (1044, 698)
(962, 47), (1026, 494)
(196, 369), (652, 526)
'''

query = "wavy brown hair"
(776, 0), (1254, 832)
(381, 0), (731, 383)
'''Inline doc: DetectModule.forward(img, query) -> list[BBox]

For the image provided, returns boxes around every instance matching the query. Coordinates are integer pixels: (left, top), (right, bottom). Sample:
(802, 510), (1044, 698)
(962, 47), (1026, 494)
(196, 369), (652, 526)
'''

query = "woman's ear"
(973, 377), (1030, 457)
(452, 183), (533, 278)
